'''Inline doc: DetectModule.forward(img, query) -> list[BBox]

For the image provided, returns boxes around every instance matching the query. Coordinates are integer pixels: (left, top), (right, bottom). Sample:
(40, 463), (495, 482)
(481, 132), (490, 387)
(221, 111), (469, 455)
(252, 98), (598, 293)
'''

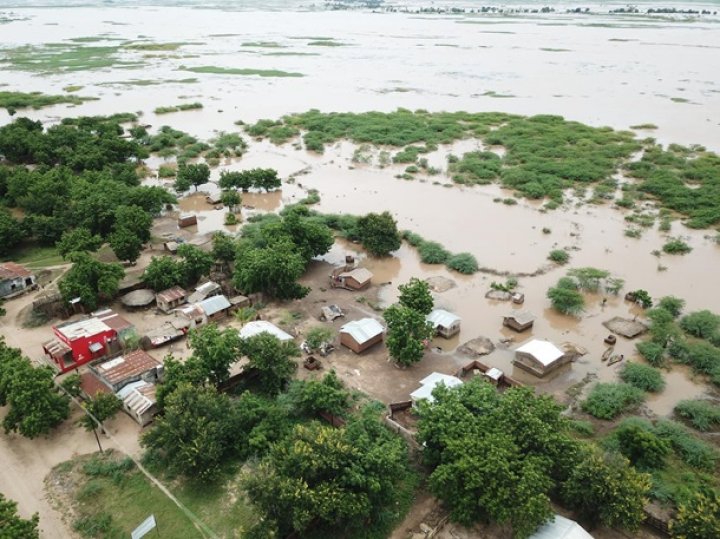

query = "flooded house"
(426, 309), (461, 338)
(513, 339), (570, 377)
(330, 267), (373, 291)
(0, 262), (36, 299)
(340, 318), (384, 353)
(239, 320), (294, 342)
(177, 213), (197, 228)
(410, 372), (463, 407)
(503, 311), (536, 332)
(156, 286), (188, 313)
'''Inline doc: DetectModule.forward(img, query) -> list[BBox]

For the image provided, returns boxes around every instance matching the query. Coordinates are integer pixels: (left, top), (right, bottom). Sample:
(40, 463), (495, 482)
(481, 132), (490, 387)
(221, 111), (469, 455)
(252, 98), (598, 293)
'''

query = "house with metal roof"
(0, 262), (36, 299)
(156, 286), (188, 313)
(90, 349), (163, 392)
(116, 381), (158, 427)
(426, 309), (461, 338)
(410, 372), (463, 407)
(188, 281), (221, 304)
(530, 515), (593, 539)
(340, 318), (384, 354)
(514, 339), (570, 377)
(239, 321), (293, 342)
(197, 295), (231, 321)
(330, 267), (373, 291)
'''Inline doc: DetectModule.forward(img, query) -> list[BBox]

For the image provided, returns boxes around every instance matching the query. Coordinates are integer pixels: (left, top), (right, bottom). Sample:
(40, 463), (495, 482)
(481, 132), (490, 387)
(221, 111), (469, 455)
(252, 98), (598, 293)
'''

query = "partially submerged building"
(177, 213), (197, 228)
(0, 262), (36, 299)
(410, 372), (463, 407)
(426, 309), (461, 338)
(503, 311), (536, 332)
(156, 286), (188, 313)
(330, 267), (373, 291)
(340, 318), (384, 353)
(239, 321), (293, 342)
(513, 339), (570, 377)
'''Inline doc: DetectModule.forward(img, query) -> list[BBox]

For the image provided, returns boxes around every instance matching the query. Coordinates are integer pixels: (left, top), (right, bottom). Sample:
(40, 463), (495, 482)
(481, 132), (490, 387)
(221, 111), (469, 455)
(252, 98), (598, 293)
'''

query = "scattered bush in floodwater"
(662, 238), (692, 254)
(418, 241), (450, 264)
(502, 198), (517, 205)
(581, 382), (645, 420)
(547, 277), (584, 316)
(448, 150), (501, 185)
(157, 164), (176, 178)
(619, 362), (665, 393)
(680, 310), (720, 339)
(675, 400), (720, 432)
(446, 253), (478, 274)
(624, 227), (641, 238)
(542, 227), (551, 234)
(0, 90), (93, 111)
(653, 419), (719, 470)
(636, 341), (666, 367)
(657, 296), (685, 318)
(154, 102), (203, 114)
(548, 249), (570, 264)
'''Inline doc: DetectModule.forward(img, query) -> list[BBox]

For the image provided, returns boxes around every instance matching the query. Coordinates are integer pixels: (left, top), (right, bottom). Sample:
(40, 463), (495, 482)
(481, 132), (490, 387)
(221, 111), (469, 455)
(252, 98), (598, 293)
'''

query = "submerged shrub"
(446, 253), (478, 274)
(662, 238), (692, 254)
(675, 400), (720, 432)
(636, 341), (666, 367)
(619, 362), (665, 392)
(582, 383), (645, 420)
(548, 249), (570, 264)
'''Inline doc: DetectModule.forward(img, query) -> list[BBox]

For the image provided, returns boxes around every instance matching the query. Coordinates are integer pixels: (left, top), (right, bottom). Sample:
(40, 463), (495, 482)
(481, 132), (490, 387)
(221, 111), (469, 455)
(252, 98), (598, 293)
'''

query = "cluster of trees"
(142, 244), (214, 292)
(0, 493), (39, 538)
(547, 267), (624, 316)
(218, 168), (281, 192)
(172, 163), (210, 193)
(417, 379), (651, 538)
(383, 278), (434, 366)
(0, 339), (70, 438)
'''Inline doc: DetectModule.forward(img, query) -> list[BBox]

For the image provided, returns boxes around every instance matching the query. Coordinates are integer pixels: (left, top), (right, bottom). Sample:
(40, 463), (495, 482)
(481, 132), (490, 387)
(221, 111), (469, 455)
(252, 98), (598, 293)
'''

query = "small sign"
(131, 515), (157, 539)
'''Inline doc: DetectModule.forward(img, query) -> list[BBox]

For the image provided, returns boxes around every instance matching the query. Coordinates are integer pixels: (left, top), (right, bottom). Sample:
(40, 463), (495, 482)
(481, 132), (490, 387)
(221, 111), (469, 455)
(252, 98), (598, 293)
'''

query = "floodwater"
(1, 4), (718, 414)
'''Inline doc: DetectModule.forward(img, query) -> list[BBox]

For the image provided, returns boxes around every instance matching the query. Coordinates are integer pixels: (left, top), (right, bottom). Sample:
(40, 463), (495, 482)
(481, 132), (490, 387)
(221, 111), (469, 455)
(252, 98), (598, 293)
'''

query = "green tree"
(357, 211), (401, 256)
(173, 174), (191, 194)
(287, 371), (350, 417)
(562, 448), (650, 531)
(113, 204), (152, 243)
(629, 289), (653, 309)
(304, 326), (334, 352)
(241, 333), (299, 394)
(177, 243), (213, 286)
(187, 324), (242, 386)
(398, 277), (434, 315)
(58, 252), (124, 311)
(680, 310), (720, 339)
(244, 408), (408, 538)
(614, 421), (671, 469)
(671, 489), (720, 539)
(211, 231), (236, 264)
(141, 384), (235, 480)
(108, 227), (142, 264)
(56, 227), (102, 259)
(0, 493), (39, 539)
(80, 392), (122, 434)
(547, 277), (585, 316)
(267, 206), (333, 263)
(658, 296), (685, 318)
(0, 208), (24, 256)
(234, 240), (308, 299)
(647, 306), (681, 346)
(177, 163), (210, 191)
(220, 190), (241, 212)
(154, 355), (209, 412)
(219, 170), (252, 191)
(384, 304), (433, 366)
(142, 256), (185, 291)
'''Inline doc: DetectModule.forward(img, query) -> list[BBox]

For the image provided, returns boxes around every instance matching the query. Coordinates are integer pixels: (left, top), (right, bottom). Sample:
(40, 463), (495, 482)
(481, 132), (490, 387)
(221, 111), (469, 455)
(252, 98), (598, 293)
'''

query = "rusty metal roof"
(0, 262), (32, 280)
(94, 350), (160, 386)
(80, 372), (112, 397)
(156, 286), (187, 304)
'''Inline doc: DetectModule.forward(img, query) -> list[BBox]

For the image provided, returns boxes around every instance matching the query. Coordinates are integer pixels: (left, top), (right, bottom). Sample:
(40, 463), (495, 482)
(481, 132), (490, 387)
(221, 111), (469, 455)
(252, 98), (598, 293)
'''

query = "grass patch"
(62, 85), (84, 93)
(480, 90), (516, 98)
(124, 42), (192, 51)
(181, 66), (304, 77)
(630, 123), (658, 130)
(619, 362), (665, 392)
(242, 41), (284, 48)
(539, 47), (572, 52)
(308, 40), (348, 47)
(675, 400), (720, 432)
(548, 249), (570, 264)
(0, 43), (144, 73)
(581, 382), (645, 419)
(154, 102), (203, 114)
(99, 78), (199, 86)
(662, 238), (692, 254)
(263, 51), (320, 57)
(0, 90), (93, 111)
(3, 244), (63, 269)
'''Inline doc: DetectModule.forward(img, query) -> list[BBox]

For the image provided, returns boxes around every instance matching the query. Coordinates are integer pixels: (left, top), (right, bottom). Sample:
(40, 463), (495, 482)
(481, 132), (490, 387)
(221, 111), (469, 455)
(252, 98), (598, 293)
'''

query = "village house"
(426, 309), (461, 338)
(340, 318), (384, 353)
(513, 339), (570, 377)
(177, 213), (197, 228)
(188, 281), (221, 303)
(330, 267), (373, 291)
(89, 349), (163, 393)
(174, 294), (232, 327)
(503, 310), (536, 332)
(410, 372), (463, 407)
(0, 262), (36, 299)
(156, 286), (188, 313)
(239, 320), (293, 342)
(117, 381), (158, 426)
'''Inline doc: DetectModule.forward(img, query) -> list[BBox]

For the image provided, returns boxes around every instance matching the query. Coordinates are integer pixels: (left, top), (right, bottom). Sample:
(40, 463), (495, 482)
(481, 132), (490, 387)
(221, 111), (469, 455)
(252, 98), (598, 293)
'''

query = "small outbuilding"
(426, 309), (461, 338)
(513, 339), (570, 377)
(529, 514), (593, 539)
(178, 213), (197, 228)
(410, 372), (463, 407)
(205, 193), (222, 205)
(239, 321), (294, 342)
(116, 381), (158, 427)
(197, 295), (232, 322)
(188, 281), (221, 303)
(331, 267), (373, 291)
(503, 311), (536, 332)
(156, 286), (188, 313)
(163, 241), (179, 254)
(340, 318), (384, 353)
(0, 262), (36, 299)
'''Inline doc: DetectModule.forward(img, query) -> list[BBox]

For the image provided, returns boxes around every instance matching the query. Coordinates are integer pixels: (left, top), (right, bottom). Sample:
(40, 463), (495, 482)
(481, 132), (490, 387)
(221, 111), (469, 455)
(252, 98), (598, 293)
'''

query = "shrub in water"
(674, 399), (720, 432)
(635, 341), (666, 367)
(619, 362), (665, 392)
(548, 249), (570, 264)
(446, 252), (478, 274)
(581, 382), (645, 420)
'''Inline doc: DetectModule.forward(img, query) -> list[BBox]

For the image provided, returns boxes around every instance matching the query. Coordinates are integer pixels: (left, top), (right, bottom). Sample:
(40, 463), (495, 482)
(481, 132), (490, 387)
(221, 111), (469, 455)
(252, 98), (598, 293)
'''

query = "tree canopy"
(383, 304), (433, 366)
(241, 333), (300, 395)
(398, 277), (434, 315)
(0, 493), (39, 539)
(58, 252), (124, 311)
(357, 211), (401, 256)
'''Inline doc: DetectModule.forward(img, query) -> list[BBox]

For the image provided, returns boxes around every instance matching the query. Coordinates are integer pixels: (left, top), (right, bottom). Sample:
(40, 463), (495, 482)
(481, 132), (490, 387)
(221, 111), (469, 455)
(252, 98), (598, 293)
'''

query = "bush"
(636, 341), (666, 367)
(619, 362), (665, 392)
(581, 383), (645, 420)
(662, 238), (692, 254)
(614, 420), (671, 470)
(304, 326), (334, 351)
(680, 310), (720, 339)
(74, 513), (115, 537)
(657, 296), (685, 318)
(547, 277), (584, 316)
(568, 419), (594, 436)
(418, 241), (450, 264)
(654, 420), (719, 470)
(446, 252), (478, 274)
(548, 249), (570, 264)
(675, 400), (720, 432)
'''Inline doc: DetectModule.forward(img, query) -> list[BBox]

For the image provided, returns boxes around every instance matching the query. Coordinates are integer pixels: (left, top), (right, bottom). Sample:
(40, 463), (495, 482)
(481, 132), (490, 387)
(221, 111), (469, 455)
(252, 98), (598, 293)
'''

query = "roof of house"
(93, 309), (133, 333)
(529, 515), (593, 539)
(506, 311), (536, 325)
(176, 303), (205, 319)
(485, 367), (504, 381)
(426, 309), (461, 329)
(117, 380), (157, 416)
(340, 318), (384, 344)
(121, 289), (155, 307)
(156, 286), (187, 304)
(339, 267), (373, 283)
(56, 317), (112, 340)
(0, 261), (32, 280)
(188, 281), (221, 303)
(94, 350), (161, 386)
(516, 339), (564, 366)
(198, 295), (231, 316)
(239, 321), (293, 342)
(411, 372), (463, 403)
(43, 338), (72, 358)
(80, 372), (112, 397)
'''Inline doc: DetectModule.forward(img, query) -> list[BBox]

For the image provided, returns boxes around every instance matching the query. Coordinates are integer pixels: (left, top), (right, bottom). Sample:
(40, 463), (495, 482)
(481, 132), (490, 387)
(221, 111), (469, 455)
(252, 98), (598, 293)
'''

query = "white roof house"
(197, 295), (231, 317)
(426, 309), (461, 329)
(530, 515), (593, 539)
(56, 318), (111, 340)
(410, 372), (463, 406)
(339, 268), (373, 283)
(340, 318), (384, 345)
(239, 321), (293, 342)
(516, 339), (564, 366)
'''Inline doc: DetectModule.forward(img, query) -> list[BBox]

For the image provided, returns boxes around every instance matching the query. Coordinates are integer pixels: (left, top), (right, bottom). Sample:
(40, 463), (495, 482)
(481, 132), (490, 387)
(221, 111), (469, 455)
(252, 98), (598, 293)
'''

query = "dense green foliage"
(384, 304), (433, 366)
(548, 249), (570, 264)
(671, 489), (720, 538)
(0, 90), (91, 112)
(446, 252), (479, 274)
(613, 420), (671, 469)
(582, 382), (645, 419)
(619, 362), (666, 392)
(286, 371), (351, 418)
(218, 168), (281, 191)
(240, 333), (300, 395)
(636, 341), (667, 367)
(0, 339), (69, 438)
(356, 211), (401, 256)
(0, 493), (39, 538)
(58, 252), (125, 310)
(398, 277), (434, 315)
(546, 277), (585, 316)
(663, 238), (693, 255)
(303, 326), (334, 352)
(680, 310), (720, 339)
(658, 296), (686, 318)
(142, 244), (213, 291)
(675, 400), (720, 432)
(80, 392), (122, 433)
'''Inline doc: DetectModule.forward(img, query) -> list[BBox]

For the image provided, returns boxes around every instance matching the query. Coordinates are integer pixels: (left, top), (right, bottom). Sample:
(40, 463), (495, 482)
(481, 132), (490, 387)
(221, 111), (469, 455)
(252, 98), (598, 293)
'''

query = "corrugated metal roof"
(239, 321), (293, 342)
(516, 339), (564, 366)
(426, 309), (461, 329)
(411, 373), (463, 403)
(156, 286), (187, 303)
(198, 295), (231, 316)
(94, 309), (133, 332)
(340, 318), (384, 344)
(0, 262), (32, 280)
(339, 267), (373, 283)
(56, 317), (111, 339)
(117, 381), (157, 416)
(530, 515), (593, 539)
(95, 350), (160, 385)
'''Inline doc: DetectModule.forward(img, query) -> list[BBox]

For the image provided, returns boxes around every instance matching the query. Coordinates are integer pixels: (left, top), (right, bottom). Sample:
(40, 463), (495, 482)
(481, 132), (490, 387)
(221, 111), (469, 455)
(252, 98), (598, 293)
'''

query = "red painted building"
(42, 310), (133, 373)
